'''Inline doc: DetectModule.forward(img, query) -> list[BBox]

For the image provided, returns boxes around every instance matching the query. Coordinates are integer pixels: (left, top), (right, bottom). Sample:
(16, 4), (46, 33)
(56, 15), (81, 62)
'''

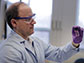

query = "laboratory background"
(0, 0), (84, 63)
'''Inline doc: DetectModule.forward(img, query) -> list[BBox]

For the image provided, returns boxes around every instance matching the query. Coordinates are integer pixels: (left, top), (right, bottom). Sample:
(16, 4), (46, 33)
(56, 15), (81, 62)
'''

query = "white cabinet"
(50, 0), (79, 46)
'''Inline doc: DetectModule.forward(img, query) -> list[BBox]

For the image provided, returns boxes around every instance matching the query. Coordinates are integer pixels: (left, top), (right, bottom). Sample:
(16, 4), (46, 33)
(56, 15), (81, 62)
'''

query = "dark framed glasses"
(14, 14), (36, 19)
(14, 14), (36, 23)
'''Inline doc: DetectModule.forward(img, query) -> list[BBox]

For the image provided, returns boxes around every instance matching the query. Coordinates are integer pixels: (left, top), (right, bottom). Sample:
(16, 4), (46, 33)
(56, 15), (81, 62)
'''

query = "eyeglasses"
(14, 14), (36, 23)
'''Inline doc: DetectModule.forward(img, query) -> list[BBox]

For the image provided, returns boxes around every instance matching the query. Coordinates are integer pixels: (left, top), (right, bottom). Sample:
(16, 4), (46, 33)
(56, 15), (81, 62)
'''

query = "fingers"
(72, 26), (83, 36)
(72, 26), (84, 43)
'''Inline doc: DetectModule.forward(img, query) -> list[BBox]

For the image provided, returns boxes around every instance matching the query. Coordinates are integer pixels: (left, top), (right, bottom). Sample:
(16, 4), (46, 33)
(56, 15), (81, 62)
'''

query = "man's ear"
(11, 19), (17, 28)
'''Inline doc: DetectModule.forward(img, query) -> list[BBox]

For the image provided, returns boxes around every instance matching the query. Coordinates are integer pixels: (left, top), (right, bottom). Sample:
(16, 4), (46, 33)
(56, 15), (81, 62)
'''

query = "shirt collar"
(8, 30), (25, 44)
(8, 30), (34, 45)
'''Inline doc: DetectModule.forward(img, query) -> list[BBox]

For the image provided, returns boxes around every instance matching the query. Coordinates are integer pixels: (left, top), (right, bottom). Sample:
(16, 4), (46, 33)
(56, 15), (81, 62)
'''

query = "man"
(0, 2), (83, 63)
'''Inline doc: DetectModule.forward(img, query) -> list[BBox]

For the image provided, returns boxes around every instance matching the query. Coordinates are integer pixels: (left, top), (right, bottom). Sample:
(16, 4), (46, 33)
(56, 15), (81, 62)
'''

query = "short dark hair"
(5, 2), (27, 29)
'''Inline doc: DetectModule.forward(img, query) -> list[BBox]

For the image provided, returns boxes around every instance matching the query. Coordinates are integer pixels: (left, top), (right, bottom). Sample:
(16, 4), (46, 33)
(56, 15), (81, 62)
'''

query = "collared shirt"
(0, 30), (79, 63)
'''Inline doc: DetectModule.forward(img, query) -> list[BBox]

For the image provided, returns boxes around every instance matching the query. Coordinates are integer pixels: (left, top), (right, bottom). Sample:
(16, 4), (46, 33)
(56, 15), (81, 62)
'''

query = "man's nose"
(31, 19), (36, 24)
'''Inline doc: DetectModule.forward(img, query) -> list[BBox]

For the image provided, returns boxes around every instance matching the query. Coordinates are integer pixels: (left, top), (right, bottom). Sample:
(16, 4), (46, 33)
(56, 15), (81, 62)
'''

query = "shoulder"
(0, 38), (24, 53)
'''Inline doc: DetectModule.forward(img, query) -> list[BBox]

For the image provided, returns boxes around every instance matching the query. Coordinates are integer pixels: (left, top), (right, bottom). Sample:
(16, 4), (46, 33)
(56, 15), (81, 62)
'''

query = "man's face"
(13, 4), (36, 37)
